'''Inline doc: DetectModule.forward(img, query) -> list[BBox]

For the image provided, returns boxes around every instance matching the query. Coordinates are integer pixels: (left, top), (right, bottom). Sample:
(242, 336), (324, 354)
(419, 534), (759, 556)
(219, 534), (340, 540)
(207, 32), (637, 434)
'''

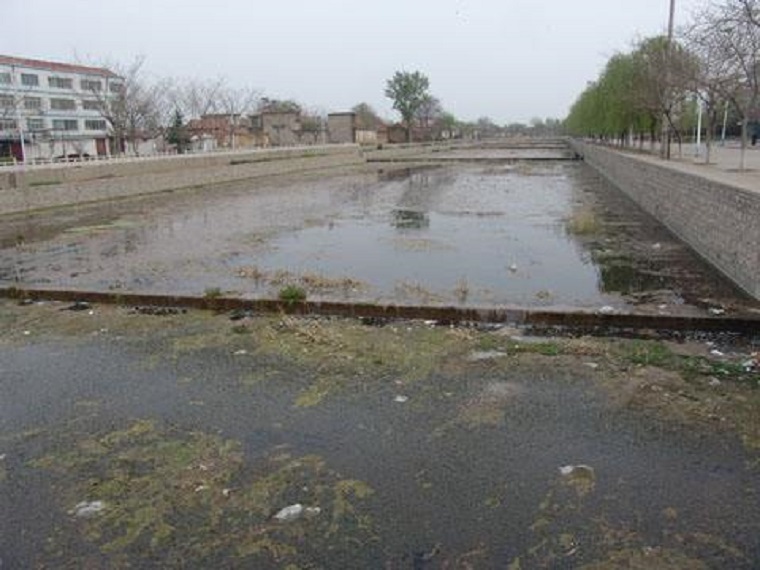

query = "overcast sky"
(3, 0), (706, 124)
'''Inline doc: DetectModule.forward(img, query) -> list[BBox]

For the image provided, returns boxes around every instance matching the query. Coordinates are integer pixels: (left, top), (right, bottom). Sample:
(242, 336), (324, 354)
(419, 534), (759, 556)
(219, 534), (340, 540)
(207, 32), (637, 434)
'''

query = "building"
(327, 112), (356, 144)
(250, 111), (301, 146)
(328, 112), (380, 145)
(0, 55), (121, 162)
(186, 114), (264, 150)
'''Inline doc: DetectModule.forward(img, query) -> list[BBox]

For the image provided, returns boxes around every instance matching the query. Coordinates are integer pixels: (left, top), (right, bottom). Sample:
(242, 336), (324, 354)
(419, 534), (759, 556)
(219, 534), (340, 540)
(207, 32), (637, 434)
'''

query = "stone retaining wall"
(0, 145), (365, 215)
(573, 141), (760, 300)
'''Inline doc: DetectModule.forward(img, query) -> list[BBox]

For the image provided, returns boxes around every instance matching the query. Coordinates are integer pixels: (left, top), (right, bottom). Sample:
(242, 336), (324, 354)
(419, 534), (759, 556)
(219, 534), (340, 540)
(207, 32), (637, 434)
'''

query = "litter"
(70, 500), (106, 518)
(508, 263), (518, 272)
(273, 504), (321, 522)
(584, 362), (599, 370)
(233, 349), (248, 356)
(394, 395), (409, 403)
(710, 349), (725, 357)
(598, 306), (615, 315)
(708, 308), (726, 316)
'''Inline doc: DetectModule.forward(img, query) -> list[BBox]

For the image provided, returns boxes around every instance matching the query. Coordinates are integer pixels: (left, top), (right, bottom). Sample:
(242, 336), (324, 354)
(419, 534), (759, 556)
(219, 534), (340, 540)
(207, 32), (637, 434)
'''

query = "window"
(23, 97), (42, 110)
(109, 82), (123, 93)
(49, 76), (73, 89)
(0, 95), (14, 109)
(82, 99), (100, 110)
(0, 119), (18, 130)
(85, 119), (107, 131)
(81, 79), (102, 91)
(0, 72), (11, 84)
(50, 98), (76, 111)
(52, 119), (78, 131)
(27, 118), (45, 131)
(21, 73), (39, 86)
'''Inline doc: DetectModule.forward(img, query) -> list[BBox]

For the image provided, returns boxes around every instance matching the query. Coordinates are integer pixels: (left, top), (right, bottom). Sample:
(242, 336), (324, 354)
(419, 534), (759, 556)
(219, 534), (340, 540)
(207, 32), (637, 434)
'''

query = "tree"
(166, 109), (189, 153)
(384, 70), (431, 142)
(258, 98), (302, 114)
(351, 102), (383, 130)
(686, 0), (760, 169)
(88, 56), (167, 156)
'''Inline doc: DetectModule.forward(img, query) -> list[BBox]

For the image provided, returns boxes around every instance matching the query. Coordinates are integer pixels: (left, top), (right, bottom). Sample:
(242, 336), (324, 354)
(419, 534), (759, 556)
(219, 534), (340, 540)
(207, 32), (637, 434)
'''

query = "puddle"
(0, 161), (756, 316)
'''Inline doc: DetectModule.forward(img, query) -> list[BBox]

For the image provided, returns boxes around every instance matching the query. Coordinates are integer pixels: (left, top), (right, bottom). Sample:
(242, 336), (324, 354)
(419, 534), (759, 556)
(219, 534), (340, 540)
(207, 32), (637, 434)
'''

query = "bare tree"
(686, 0), (760, 169)
(88, 56), (166, 156)
(216, 86), (260, 149)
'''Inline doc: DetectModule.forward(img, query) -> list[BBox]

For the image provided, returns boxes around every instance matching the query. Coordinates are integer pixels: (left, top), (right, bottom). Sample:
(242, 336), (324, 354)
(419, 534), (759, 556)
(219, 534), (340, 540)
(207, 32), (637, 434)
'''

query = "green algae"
(31, 420), (377, 568)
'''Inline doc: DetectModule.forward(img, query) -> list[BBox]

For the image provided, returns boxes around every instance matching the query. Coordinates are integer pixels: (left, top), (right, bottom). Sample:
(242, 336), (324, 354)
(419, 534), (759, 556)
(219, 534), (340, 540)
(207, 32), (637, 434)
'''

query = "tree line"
(564, 0), (759, 168)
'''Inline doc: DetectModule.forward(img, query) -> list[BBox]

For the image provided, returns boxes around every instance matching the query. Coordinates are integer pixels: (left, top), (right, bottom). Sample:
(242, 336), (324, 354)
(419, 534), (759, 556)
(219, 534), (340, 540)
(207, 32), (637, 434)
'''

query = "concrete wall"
(574, 141), (760, 300)
(327, 113), (355, 144)
(0, 145), (364, 215)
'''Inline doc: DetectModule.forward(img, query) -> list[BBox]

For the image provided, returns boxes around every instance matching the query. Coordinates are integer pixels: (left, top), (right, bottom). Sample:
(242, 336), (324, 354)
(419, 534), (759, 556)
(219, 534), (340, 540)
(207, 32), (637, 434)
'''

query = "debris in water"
(559, 464), (596, 496)
(508, 263), (518, 273)
(273, 503), (321, 522)
(70, 500), (106, 518)
(468, 350), (508, 362)
(394, 395), (409, 403)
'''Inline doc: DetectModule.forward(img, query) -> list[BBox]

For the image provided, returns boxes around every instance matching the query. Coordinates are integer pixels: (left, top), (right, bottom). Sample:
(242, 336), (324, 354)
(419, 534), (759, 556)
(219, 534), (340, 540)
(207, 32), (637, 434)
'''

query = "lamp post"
(660, 0), (676, 159)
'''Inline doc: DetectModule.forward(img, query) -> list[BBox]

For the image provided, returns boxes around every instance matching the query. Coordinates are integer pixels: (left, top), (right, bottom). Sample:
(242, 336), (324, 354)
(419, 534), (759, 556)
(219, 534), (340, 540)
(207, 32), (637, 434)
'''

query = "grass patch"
(30, 421), (377, 567)
(566, 208), (602, 235)
(203, 287), (223, 300)
(278, 285), (307, 305)
(28, 179), (62, 187)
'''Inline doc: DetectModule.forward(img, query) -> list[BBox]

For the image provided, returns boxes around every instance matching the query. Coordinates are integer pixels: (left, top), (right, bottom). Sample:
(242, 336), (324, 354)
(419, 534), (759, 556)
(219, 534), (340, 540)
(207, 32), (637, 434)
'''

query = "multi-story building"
(0, 55), (121, 162)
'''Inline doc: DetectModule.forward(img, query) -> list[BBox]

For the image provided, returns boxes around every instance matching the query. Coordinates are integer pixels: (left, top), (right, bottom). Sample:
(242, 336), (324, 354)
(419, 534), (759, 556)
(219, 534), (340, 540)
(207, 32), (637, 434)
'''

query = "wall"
(574, 141), (760, 300)
(327, 114), (355, 144)
(0, 145), (364, 215)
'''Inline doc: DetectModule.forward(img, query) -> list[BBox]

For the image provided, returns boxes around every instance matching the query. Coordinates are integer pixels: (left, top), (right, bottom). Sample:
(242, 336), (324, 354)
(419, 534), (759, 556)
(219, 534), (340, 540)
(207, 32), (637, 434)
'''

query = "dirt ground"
(1, 299), (758, 568)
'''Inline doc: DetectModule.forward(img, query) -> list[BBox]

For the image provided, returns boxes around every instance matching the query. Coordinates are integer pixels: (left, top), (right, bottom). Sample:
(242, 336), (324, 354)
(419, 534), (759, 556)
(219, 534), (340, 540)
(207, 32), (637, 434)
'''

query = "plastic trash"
(598, 306), (615, 315)
(71, 500), (105, 518)
(394, 395), (409, 403)
(273, 504), (321, 522)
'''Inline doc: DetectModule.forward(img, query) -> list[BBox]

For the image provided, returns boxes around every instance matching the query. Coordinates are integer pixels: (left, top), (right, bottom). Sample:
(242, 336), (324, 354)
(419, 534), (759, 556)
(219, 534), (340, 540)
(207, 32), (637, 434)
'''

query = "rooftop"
(0, 55), (118, 78)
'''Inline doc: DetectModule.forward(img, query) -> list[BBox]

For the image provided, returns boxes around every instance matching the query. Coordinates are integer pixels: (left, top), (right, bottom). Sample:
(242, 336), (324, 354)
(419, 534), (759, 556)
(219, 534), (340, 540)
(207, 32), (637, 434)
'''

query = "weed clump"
(278, 285), (307, 305)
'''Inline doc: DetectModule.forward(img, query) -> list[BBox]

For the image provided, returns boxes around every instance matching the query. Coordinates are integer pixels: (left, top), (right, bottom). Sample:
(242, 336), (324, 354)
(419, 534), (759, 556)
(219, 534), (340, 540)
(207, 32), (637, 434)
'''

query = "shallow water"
(0, 161), (755, 314)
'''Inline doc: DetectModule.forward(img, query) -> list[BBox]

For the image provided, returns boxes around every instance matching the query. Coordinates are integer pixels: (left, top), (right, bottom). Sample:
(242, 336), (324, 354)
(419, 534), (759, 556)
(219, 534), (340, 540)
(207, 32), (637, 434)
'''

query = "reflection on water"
(0, 163), (755, 313)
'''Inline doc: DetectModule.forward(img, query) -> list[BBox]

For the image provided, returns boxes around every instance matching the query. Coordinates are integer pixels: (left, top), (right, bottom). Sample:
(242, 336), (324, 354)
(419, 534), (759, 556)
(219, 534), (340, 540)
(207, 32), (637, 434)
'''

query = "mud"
(1, 300), (759, 568)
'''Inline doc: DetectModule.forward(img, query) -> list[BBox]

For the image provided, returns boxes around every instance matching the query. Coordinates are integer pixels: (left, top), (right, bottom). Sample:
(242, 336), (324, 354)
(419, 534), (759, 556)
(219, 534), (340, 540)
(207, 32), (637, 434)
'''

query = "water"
(0, 161), (755, 314)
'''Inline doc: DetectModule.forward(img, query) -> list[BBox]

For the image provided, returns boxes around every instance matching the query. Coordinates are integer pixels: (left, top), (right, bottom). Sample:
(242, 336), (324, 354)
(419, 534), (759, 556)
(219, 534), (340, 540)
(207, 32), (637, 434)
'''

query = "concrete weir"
(3, 287), (759, 335)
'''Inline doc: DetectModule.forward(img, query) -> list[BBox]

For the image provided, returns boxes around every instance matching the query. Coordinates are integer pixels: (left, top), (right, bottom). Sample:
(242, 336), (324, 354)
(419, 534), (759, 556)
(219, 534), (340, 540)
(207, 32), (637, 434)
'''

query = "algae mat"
(1, 300), (759, 568)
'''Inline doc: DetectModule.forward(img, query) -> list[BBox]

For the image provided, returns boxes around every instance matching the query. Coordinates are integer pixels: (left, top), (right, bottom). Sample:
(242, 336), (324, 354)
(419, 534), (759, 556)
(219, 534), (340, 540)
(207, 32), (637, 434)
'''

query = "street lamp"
(660, 0), (676, 159)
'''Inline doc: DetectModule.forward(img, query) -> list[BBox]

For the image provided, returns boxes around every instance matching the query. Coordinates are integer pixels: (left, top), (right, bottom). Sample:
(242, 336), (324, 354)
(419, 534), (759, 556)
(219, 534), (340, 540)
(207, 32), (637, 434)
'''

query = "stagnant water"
(0, 161), (756, 315)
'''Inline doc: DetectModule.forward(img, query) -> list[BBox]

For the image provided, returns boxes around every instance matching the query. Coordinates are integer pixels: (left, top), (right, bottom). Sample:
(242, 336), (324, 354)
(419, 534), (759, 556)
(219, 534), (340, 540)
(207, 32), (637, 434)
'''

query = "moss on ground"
(30, 420), (377, 568)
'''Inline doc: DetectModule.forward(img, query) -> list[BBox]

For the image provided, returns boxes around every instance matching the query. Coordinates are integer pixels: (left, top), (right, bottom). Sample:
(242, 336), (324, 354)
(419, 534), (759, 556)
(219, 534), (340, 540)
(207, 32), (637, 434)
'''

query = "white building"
(0, 55), (121, 163)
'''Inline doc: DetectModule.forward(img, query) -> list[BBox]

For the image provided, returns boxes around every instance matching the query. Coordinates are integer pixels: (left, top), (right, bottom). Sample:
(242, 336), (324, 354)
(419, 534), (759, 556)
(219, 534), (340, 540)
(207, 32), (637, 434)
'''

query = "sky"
(3, 0), (706, 124)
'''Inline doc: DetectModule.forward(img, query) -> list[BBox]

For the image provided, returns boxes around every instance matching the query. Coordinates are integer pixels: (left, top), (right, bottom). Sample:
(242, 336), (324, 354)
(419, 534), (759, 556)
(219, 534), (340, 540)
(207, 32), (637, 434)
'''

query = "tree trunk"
(740, 116), (748, 171)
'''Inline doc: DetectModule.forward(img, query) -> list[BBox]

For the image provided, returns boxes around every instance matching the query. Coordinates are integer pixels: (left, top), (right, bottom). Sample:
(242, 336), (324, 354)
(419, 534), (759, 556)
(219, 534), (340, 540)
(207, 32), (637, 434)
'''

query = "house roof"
(0, 55), (119, 78)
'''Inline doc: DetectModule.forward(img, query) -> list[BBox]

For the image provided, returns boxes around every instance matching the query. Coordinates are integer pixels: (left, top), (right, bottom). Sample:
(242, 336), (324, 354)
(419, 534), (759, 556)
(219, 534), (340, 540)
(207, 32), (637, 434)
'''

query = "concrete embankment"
(0, 145), (365, 214)
(573, 141), (760, 301)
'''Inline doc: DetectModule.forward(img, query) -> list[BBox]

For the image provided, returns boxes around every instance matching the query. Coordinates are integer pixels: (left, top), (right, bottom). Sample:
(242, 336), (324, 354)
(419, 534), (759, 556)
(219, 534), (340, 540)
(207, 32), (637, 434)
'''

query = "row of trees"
(89, 57), (329, 154)
(564, 0), (759, 168)
(90, 63), (565, 153)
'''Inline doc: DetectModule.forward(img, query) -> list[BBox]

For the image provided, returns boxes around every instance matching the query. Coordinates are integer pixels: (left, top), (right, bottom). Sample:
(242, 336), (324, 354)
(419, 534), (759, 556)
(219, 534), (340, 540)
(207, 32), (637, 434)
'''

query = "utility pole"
(660, 0), (676, 159)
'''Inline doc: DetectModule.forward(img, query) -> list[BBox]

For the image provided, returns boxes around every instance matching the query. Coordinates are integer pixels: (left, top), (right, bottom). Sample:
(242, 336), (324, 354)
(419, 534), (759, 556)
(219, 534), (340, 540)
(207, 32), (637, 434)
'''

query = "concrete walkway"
(620, 142), (760, 195)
